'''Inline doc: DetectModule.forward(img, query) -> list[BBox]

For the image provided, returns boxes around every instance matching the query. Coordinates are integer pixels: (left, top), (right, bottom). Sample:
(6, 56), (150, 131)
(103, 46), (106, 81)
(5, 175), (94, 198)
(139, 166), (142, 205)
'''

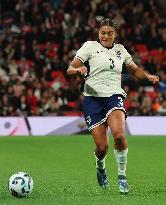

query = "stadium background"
(0, 0), (165, 118)
(0, 1), (166, 205)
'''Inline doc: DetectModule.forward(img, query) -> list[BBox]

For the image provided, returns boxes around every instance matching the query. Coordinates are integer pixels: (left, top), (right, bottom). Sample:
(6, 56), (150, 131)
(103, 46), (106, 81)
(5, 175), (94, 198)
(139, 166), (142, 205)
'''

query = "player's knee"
(113, 131), (125, 145)
(97, 144), (109, 154)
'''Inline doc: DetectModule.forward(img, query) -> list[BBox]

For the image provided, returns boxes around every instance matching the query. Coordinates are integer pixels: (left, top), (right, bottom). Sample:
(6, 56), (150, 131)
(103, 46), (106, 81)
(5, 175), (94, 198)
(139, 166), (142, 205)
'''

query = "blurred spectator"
(19, 95), (30, 114)
(158, 71), (166, 93)
(127, 99), (140, 116)
(26, 89), (37, 114)
(157, 101), (166, 115)
(0, 0), (165, 116)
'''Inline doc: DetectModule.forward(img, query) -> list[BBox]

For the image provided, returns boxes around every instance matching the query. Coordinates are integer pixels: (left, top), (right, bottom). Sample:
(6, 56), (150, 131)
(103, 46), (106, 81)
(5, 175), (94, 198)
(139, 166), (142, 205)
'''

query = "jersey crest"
(115, 50), (122, 60)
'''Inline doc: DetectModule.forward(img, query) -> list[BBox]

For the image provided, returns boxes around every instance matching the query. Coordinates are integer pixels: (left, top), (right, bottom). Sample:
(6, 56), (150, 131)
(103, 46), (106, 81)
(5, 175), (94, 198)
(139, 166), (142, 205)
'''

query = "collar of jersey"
(98, 41), (115, 50)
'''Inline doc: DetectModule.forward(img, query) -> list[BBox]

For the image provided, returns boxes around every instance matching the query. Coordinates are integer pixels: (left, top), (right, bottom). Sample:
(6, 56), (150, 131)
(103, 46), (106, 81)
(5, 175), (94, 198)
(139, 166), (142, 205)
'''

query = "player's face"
(99, 26), (116, 48)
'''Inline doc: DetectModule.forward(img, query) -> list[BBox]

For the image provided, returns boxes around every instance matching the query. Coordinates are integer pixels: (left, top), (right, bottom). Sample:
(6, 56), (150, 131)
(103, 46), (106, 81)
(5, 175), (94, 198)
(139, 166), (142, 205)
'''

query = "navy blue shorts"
(83, 94), (126, 131)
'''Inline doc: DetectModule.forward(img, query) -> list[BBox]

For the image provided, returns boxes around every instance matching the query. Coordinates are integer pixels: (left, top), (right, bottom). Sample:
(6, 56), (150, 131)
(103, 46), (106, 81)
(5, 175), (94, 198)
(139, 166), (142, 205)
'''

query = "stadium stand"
(0, 0), (165, 116)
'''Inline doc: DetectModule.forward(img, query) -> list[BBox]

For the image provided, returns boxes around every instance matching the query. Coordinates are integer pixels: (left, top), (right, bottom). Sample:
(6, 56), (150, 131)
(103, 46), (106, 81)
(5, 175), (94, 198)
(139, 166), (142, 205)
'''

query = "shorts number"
(109, 58), (115, 69)
(118, 97), (123, 106)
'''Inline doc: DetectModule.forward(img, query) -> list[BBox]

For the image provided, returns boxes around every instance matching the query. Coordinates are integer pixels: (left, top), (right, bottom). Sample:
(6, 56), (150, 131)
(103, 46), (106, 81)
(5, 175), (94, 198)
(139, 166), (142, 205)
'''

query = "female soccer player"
(67, 19), (159, 193)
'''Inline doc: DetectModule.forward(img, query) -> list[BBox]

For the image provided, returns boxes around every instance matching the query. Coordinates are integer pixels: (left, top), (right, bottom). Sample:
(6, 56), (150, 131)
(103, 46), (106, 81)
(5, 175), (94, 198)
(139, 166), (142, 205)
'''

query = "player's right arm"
(67, 41), (92, 76)
(67, 58), (87, 75)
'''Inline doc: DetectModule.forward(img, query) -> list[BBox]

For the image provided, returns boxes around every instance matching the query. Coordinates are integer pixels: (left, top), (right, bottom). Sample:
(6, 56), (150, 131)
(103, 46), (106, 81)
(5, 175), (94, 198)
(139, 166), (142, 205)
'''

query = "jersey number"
(109, 58), (115, 69)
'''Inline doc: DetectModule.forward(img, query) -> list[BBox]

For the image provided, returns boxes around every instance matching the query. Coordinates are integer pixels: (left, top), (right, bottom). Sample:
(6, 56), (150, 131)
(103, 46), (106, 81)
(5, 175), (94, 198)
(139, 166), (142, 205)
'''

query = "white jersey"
(75, 41), (133, 97)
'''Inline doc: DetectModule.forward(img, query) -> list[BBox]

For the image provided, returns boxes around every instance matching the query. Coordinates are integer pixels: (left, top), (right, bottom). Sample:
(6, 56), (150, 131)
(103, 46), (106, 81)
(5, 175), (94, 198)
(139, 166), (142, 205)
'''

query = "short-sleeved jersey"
(75, 41), (133, 97)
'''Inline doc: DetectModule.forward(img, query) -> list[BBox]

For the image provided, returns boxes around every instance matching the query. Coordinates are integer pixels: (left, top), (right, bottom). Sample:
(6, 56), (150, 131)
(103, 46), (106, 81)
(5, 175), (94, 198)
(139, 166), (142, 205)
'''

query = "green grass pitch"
(0, 135), (166, 205)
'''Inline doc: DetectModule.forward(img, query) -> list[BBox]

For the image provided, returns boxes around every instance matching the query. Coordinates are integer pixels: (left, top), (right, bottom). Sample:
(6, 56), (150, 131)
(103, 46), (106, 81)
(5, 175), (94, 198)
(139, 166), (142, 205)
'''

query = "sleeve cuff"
(126, 60), (134, 66)
(75, 56), (85, 63)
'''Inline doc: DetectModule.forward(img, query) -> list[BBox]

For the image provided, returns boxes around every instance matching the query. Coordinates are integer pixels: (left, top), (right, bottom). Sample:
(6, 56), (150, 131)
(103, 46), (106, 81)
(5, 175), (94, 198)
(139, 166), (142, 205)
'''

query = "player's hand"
(147, 74), (159, 83)
(77, 66), (87, 75)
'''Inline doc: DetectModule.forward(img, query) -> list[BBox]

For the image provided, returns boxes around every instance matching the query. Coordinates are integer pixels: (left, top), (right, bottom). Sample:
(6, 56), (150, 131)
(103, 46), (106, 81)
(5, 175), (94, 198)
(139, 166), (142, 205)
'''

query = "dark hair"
(99, 19), (118, 30)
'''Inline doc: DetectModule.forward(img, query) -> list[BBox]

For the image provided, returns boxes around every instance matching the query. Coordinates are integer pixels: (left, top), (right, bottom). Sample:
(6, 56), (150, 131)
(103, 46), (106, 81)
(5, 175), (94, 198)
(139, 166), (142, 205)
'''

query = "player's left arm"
(126, 62), (159, 83)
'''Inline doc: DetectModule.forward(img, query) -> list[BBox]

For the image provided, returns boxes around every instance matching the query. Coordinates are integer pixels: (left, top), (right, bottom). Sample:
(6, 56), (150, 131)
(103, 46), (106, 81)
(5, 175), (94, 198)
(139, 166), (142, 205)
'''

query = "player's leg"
(91, 124), (109, 188)
(83, 96), (109, 188)
(107, 110), (129, 193)
(92, 124), (109, 169)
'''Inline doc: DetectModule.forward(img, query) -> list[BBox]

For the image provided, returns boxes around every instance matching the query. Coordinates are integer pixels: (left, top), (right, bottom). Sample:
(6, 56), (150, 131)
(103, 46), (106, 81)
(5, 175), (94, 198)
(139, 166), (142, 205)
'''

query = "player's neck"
(98, 41), (114, 49)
